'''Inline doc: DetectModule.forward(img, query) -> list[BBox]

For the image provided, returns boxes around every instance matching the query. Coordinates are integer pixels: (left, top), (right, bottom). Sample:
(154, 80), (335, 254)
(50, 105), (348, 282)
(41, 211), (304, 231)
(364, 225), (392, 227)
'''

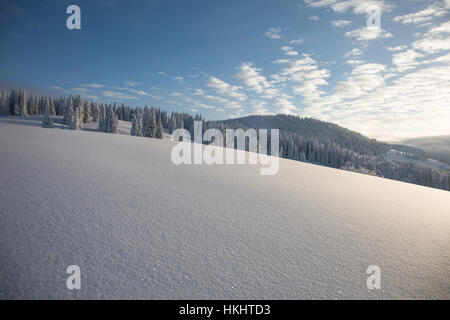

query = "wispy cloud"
(126, 88), (150, 96)
(264, 27), (283, 39)
(81, 83), (106, 89)
(234, 62), (272, 95)
(289, 39), (304, 45)
(393, 2), (448, 25)
(332, 20), (352, 28)
(123, 81), (142, 87)
(304, 0), (394, 15)
(207, 76), (247, 101)
(345, 26), (393, 42)
(100, 90), (138, 100)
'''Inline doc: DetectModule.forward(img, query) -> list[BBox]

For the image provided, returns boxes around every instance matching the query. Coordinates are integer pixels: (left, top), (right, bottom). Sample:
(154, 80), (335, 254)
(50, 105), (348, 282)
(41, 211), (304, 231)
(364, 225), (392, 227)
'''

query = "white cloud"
(123, 81), (142, 87)
(192, 88), (206, 96)
(279, 54), (330, 103)
(170, 92), (183, 97)
(157, 72), (165, 76)
(281, 46), (300, 56)
(412, 21), (450, 54)
(393, 2), (448, 25)
(194, 103), (215, 109)
(344, 48), (364, 57)
(392, 49), (424, 72)
(289, 39), (304, 45)
(264, 27), (283, 39)
(285, 50), (299, 56)
(345, 26), (393, 42)
(100, 90), (138, 100)
(204, 94), (228, 104)
(331, 20), (352, 28)
(126, 88), (150, 96)
(300, 57), (450, 139)
(69, 87), (88, 92)
(81, 83), (106, 89)
(309, 15), (320, 21)
(386, 45), (407, 52)
(173, 76), (184, 83)
(346, 59), (365, 65)
(334, 63), (386, 99)
(304, 0), (394, 14)
(274, 98), (297, 114)
(235, 63), (274, 95)
(207, 76), (247, 101)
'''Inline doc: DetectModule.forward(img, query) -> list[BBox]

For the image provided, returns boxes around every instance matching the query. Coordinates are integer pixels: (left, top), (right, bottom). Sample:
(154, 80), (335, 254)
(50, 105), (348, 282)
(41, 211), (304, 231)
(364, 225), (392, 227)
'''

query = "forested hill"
(216, 115), (391, 157)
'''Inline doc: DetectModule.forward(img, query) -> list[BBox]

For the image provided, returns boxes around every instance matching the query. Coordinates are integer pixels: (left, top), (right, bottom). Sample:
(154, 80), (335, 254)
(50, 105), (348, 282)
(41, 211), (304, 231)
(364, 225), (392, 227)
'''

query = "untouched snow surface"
(0, 116), (449, 299)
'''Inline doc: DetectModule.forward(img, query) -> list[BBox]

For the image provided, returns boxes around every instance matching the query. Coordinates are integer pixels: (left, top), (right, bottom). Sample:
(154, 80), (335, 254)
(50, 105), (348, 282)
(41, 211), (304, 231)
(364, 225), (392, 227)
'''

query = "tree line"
(1, 88), (448, 191)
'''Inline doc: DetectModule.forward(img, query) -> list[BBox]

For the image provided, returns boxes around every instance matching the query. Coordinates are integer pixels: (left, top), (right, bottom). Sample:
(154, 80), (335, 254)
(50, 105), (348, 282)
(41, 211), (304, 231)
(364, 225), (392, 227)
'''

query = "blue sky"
(1, 0), (449, 140)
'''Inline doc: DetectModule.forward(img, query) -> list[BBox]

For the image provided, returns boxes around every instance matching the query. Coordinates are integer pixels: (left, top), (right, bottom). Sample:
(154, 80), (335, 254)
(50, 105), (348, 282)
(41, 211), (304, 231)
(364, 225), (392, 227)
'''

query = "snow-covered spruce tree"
(18, 89), (28, 116)
(131, 113), (139, 136)
(105, 105), (119, 134)
(142, 107), (156, 138)
(130, 109), (143, 137)
(155, 114), (163, 139)
(92, 102), (99, 122)
(141, 107), (149, 136)
(70, 106), (82, 130)
(49, 98), (56, 115)
(42, 97), (53, 128)
(168, 114), (176, 134)
(28, 95), (34, 115)
(136, 111), (143, 136)
(83, 100), (91, 123)
(73, 95), (84, 121)
(0, 90), (9, 115)
(9, 89), (19, 115)
(98, 104), (106, 132)
(63, 95), (74, 125)
(176, 117), (184, 130)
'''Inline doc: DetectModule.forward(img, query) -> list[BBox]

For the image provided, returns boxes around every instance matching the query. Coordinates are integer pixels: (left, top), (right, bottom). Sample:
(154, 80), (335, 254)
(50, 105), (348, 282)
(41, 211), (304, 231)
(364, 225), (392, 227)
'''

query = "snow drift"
(0, 116), (449, 299)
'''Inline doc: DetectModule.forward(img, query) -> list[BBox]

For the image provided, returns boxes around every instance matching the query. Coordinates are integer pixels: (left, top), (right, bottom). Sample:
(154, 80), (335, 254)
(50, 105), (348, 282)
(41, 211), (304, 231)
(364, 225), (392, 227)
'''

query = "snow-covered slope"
(0, 116), (449, 299)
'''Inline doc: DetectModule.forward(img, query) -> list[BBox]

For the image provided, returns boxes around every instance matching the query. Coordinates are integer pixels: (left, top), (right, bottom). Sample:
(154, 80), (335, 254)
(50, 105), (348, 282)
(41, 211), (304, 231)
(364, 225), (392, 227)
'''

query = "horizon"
(1, 0), (449, 140)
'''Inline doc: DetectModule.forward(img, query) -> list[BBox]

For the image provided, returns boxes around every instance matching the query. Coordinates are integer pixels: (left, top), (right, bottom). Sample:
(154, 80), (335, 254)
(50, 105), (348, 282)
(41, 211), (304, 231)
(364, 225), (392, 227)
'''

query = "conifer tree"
(168, 115), (176, 134)
(18, 89), (28, 116)
(0, 90), (9, 115)
(92, 102), (99, 122)
(142, 107), (156, 138)
(83, 101), (91, 123)
(49, 98), (56, 115)
(131, 113), (138, 136)
(155, 114), (163, 139)
(63, 95), (74, 125)
(105, 105), (118, 134)
(70, 106), (81, 130)
(42, 98), (53, 128)
(9, 89), (19, 115)
(73, 95), (83, 120)
(176, 117), (184, 130)
(98, 104), (106, 132)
